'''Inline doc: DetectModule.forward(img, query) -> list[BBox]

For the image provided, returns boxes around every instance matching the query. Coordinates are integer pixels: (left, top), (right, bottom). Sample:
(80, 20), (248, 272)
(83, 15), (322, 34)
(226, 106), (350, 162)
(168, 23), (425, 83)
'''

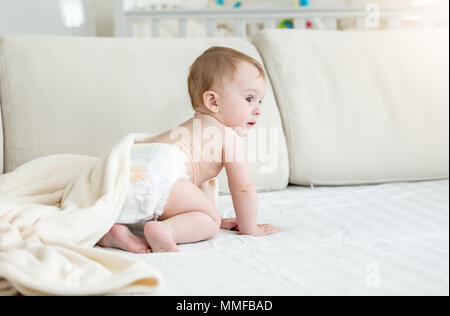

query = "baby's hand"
(220, 218), (284, 236)
(220, 217), (239, 231)
(251, 224), (284, 236)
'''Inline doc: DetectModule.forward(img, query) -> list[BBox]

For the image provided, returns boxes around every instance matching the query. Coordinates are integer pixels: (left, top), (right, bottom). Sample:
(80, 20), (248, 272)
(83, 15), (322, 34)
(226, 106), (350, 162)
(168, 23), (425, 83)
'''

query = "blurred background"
(0, 0), (448, 38)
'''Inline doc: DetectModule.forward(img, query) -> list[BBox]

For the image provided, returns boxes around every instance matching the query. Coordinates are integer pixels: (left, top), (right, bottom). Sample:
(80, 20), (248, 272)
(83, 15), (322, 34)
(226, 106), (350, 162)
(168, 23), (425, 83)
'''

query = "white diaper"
(116, 142), (191, 231)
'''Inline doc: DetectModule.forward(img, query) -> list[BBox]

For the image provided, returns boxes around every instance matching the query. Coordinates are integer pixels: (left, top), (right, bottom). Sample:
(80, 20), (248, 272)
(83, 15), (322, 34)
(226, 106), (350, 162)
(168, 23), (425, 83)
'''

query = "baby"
(97, 46), (283, 253)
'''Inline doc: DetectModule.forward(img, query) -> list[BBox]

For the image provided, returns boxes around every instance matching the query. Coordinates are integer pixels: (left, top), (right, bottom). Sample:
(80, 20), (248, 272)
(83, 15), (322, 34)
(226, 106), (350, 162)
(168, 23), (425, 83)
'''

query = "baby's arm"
(223, 132), (282, 236)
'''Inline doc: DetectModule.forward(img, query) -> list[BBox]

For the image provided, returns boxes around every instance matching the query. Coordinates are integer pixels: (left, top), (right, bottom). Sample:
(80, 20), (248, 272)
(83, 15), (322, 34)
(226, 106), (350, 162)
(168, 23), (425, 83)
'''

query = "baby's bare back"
(141, 111), (228, 187)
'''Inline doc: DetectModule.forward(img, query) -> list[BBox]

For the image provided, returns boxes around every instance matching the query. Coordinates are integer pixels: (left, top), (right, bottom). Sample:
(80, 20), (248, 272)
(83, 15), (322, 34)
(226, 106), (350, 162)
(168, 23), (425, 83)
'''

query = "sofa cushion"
(0, 36), (289, 194)
(254, 29), (449, 185)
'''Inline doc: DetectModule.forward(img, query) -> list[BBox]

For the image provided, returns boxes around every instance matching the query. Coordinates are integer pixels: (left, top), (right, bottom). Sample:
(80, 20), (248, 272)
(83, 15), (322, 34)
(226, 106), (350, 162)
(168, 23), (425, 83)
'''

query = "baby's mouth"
(246, 121), (256, 128)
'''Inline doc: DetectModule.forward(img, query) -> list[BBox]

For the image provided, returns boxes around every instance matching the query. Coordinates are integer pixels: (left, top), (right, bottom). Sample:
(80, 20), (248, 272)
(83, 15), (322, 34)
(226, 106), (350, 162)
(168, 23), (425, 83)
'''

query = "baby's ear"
(203, 90), (220, 114)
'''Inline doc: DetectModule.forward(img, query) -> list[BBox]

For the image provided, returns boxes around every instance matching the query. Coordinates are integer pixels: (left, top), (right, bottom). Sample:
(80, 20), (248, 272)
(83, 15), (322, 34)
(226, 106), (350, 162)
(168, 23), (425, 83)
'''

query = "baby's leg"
(144, 178), (221, 252)
(97, 224), (151, 253)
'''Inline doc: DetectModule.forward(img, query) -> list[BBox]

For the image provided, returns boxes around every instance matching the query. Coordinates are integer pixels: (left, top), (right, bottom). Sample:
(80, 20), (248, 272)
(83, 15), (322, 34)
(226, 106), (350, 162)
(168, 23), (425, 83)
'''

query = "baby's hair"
(187, 46), (266, 111)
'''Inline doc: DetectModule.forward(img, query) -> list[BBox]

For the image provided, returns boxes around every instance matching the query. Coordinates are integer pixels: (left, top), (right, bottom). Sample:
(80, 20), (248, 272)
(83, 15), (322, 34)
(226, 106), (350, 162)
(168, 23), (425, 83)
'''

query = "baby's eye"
(246, 96), (253, 103)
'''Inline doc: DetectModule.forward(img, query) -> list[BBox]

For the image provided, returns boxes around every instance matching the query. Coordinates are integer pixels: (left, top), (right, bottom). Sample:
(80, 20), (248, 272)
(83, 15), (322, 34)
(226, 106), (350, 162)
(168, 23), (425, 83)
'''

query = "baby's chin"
(233, 125), (251, 137)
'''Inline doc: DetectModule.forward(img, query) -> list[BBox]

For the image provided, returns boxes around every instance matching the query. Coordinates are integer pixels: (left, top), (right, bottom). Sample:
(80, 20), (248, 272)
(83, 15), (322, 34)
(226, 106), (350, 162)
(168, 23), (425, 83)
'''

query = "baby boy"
(98, 46), (283, 253)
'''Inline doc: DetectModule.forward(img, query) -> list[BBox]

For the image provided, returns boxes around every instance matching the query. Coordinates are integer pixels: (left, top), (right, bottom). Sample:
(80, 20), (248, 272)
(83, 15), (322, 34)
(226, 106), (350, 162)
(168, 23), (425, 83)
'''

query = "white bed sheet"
(113, 180), (449, 296)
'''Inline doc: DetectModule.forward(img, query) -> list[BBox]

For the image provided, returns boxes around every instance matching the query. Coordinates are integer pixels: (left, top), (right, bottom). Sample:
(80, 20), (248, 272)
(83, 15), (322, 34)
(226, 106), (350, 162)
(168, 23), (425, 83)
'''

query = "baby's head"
(188, 46), (266, 136)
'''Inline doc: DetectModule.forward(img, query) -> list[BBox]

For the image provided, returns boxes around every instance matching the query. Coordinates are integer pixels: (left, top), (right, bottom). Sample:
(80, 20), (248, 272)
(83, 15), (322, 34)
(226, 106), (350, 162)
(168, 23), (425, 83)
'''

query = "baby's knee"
(208, 208), (222, 231)
(199, 191), (221, 228)
(208, 213), (221, 239)
(201, 204), (221, 237)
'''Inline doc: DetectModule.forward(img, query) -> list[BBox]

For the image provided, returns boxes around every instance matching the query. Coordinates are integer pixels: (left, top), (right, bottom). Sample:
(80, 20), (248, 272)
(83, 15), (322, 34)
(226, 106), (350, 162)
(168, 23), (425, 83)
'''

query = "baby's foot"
(144, 221), (179, 253)
(98, 224), (151, 254)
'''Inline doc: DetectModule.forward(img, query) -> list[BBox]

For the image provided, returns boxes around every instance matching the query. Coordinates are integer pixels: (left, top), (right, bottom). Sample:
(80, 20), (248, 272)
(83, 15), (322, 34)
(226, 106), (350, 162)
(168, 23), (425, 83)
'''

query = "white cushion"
(0, 35), (289, 194)
(254, 29), (449, 185)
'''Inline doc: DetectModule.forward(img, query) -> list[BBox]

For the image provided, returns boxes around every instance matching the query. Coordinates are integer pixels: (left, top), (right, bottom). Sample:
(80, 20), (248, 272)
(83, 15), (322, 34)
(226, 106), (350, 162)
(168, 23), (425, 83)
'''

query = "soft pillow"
(254, 29), (449, 185)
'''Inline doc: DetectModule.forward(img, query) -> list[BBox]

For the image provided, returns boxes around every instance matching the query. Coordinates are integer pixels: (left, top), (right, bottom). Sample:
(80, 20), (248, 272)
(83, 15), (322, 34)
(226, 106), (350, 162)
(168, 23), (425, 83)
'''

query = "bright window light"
(59, 0), (85, 28)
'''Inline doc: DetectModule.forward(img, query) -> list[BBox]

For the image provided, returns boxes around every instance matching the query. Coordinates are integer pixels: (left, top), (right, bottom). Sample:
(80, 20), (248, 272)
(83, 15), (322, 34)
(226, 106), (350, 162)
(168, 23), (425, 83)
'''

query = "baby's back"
(141, 112), (230, 187)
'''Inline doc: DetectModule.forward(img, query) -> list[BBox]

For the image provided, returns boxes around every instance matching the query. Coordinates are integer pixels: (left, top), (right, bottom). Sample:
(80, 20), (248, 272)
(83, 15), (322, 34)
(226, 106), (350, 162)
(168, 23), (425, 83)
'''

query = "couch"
(0, 28), (448, 295)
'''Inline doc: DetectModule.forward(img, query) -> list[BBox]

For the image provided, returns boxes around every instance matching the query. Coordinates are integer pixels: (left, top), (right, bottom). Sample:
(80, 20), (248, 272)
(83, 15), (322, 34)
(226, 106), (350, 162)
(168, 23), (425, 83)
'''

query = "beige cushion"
(254, 29), (449, 185)
(0, 35), (289, 194)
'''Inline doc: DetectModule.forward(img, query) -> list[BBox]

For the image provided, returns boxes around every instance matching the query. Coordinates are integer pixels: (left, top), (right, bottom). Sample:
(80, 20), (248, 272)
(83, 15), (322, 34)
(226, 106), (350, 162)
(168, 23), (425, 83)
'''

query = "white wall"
(0, 0), (96, 36)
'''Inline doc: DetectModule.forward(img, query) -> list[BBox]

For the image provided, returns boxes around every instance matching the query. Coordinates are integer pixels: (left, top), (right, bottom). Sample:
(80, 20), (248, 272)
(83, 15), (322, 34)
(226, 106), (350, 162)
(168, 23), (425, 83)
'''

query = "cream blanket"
(0, 134), (171, 296)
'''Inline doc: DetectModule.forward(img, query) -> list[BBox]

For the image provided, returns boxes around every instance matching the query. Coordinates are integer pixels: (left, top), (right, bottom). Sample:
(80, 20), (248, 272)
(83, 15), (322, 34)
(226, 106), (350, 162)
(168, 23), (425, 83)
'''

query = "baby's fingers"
(220, 217), (239, 231)
(258, 224), (284, 235)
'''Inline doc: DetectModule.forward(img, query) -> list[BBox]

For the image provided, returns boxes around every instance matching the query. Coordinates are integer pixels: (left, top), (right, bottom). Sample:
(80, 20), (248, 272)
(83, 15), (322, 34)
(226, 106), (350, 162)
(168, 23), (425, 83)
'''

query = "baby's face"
(218, 61), (266, 137)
